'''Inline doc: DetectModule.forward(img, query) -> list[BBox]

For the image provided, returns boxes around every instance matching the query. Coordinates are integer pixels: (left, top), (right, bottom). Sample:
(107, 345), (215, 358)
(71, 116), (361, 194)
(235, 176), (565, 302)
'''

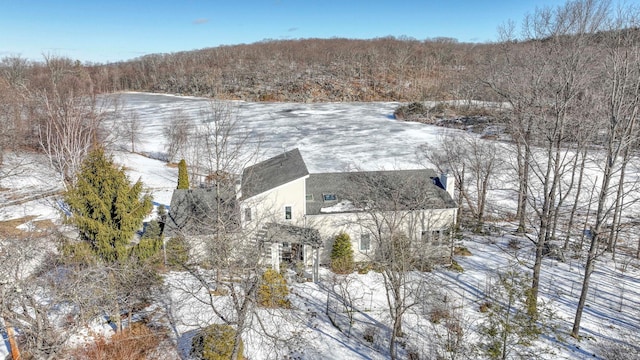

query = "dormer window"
(306, 194), (314, 201)
(323, 193), (337, 202)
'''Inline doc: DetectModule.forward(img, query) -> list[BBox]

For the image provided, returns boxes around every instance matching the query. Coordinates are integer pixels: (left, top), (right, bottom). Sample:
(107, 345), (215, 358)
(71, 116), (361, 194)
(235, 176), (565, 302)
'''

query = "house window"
(360, 233), (371, 251)
(423, 230), (444, 245)
(245, 207), (252, 222)
(306, 194), (314, 201)
(285, 206), (292, 220)
(323, 193), (337, 201)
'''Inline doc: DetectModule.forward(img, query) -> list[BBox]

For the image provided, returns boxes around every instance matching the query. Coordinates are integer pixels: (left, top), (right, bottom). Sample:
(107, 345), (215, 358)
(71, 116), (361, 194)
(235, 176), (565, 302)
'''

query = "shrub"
(479, 268), (545, 359)
(479, 301), (492, 313)
(393, 101), (428, 119)
(330, 232), (354, 274)
(165, 236), (189, 268)
(59, 239), (97, 266)
(191, 324), (244, 360)
(363, 326), (378, 344)
(142, 220), (162, 240)
(453, 246), (472, 256)
(429, 306), (451, 324)
(356, 262), (373, 274)
(257, 269), (290, 308)
(72, 322), (163, 360)
(448, 259), (464, 273)
(131, 237), (162, 262)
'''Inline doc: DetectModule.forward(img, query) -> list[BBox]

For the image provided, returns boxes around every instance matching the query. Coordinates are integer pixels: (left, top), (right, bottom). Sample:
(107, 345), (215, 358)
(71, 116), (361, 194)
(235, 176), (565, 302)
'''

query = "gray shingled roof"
(305, 170), (456, 215)
(241, 148), (309, 200)
(164, 188), (239, 238)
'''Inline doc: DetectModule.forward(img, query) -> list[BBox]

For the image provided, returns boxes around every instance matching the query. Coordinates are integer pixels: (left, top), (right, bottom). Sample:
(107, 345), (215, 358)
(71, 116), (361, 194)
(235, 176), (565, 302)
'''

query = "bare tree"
(418, 134), (466, 228)
(419, 133), (505, 232)
(163, 108), (192, 163)
(161, 100), (286, 360)
(0, 56), (31, 164)
(0, 234), (76, 359)
(342, 171), (452, 360)
(34, 55), (114, 187)
(572, 5), (640, 337)
(484, 0), (609, 317)
(118, 110), (142, 153)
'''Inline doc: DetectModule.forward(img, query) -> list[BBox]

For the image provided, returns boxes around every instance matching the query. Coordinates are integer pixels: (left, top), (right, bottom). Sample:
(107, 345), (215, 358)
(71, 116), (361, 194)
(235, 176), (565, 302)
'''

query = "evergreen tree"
(64, 147), (153, 263)
(157, 204), (167, 221)
(257, 269), (290, 308)
(331, 232), (354, 274)
(177, 159), (189, 189)
(479, 266), (547, 360)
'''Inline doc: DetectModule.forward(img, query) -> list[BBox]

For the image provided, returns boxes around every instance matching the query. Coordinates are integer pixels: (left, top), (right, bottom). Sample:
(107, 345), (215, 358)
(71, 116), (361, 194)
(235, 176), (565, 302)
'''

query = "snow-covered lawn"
(1, 93), (639, 359)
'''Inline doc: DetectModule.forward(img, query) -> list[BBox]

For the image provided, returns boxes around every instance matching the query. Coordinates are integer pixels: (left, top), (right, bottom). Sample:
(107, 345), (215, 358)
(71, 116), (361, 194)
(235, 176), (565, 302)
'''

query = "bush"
(165, 236), (189, 268)
(356, 262), (373, 274)
(448, 259), (464, 273)
(72, 322), (163, 360)
(131, 237), (162, 262)
(142, 220), (162, 240)
(59, 239), (97, 266)
(393, 101), (428, 119)
(429, 306), (451, 324)
(191, 324), (244, 360)
(257, 269), (291, 308)
(453, 246), (472, 256)
(479, 301), (492, 313)
(330, 232), (354, 274)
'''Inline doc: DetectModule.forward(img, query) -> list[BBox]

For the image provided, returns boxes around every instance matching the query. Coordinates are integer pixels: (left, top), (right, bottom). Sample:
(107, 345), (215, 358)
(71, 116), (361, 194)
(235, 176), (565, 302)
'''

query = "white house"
(239, 149), (457, 279)
(165, 149), (457, 281)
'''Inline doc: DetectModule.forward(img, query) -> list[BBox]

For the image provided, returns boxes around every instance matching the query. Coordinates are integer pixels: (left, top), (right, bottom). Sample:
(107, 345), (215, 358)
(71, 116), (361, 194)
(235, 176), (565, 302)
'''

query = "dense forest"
(86, 37), (488, 102)
(2, 37), (491, 104)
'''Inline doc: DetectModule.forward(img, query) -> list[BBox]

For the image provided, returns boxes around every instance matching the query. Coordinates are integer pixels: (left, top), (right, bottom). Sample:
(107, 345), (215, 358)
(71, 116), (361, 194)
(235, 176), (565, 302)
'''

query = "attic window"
(323, 193), (337, 202)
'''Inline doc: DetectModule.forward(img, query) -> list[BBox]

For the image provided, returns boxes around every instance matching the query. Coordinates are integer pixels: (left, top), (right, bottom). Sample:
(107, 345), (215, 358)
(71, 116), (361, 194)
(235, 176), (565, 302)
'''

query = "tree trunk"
(516, 133), (530, 233)
(564, 149), (587, 249)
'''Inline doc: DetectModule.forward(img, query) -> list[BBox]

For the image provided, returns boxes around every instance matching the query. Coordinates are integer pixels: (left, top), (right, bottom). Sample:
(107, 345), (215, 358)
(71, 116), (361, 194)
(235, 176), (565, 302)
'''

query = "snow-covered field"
(1, 92), (639, 359)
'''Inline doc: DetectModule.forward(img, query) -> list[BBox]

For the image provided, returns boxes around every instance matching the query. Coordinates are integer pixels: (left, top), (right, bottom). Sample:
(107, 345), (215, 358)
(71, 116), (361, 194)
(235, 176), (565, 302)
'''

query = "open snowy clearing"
(1, 93), (639, 359)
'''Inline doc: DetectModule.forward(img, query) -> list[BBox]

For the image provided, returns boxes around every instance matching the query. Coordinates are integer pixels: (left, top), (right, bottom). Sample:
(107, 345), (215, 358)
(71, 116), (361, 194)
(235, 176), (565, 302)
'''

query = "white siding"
(308, 208), (456, 264)
(242, 176), (308, 227)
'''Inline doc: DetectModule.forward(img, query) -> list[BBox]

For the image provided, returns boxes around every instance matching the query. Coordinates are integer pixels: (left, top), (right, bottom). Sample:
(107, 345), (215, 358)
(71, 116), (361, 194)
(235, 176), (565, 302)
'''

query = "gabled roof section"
(241, 148), (309, 199)
(164, 188), (239, 238)
(305, 169), (456, 215)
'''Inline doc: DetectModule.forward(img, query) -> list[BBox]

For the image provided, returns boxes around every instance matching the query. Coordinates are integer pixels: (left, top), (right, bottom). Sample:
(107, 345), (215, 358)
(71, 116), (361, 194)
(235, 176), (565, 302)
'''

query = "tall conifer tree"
(177, 159), (190, 189)
(64, 147), (153, 262)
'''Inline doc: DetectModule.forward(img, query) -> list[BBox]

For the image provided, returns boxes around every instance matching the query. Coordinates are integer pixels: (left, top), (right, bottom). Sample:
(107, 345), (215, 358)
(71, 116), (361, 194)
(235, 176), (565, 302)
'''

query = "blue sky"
(1, 0), (573, 64)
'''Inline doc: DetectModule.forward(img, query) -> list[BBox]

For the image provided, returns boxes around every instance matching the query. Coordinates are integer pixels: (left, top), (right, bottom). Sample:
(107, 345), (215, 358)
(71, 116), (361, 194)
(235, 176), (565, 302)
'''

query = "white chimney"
(440, 173), (455, 199)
